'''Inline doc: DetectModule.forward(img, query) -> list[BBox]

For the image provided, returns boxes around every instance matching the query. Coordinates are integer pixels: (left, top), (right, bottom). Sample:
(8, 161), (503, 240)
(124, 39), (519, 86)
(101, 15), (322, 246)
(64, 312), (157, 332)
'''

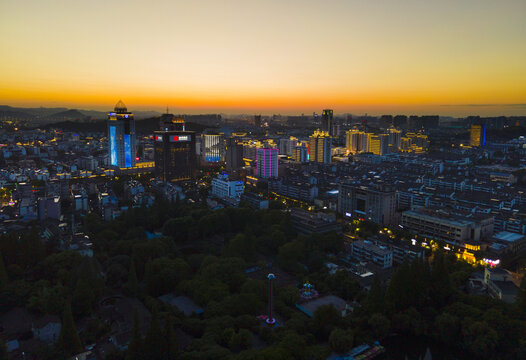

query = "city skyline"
(1, 0), (525, 116)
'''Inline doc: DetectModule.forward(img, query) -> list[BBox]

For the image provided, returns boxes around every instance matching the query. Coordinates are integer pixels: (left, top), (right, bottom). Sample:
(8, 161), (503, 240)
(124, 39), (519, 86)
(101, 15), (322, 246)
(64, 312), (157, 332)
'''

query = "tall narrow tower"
(107, 100), (136, 168)
(266, 273), (276, 325)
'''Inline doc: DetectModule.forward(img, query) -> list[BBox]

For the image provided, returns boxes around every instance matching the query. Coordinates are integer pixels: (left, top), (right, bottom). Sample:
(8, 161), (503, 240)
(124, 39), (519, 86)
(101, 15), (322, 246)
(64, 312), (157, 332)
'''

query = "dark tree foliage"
(57, 302), (82, 357)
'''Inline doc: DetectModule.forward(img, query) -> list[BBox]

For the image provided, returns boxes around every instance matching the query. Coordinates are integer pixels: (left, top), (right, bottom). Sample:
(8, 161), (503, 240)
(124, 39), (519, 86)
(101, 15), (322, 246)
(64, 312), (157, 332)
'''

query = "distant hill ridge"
(0, 105), (161, 123)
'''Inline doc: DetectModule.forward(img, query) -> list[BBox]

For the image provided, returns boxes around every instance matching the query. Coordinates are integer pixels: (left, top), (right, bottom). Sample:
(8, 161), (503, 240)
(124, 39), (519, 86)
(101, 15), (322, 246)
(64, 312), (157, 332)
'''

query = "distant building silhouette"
(321, 109), (333, 134)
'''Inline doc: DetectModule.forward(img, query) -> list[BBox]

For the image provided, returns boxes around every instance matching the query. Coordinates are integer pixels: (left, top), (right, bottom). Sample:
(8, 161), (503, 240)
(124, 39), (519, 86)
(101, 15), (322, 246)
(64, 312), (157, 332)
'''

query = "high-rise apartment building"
(108, 100), (136, 168)
(367, 134), (389, 155)
(387, 127), (402, 151)
(154, 116), (197, 182)
(292, 145), (309, 163)
(309, 130), (332, 163)
(470, 124), (487, 147)
(346, 129), (367, 154)
(257, 148), (279, 178)
(278, 137), (297, 156)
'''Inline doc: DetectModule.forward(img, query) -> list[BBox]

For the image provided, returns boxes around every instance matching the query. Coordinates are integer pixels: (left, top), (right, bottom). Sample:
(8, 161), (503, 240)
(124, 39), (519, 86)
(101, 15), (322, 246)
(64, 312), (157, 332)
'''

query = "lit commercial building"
(470, 124), (487, 147)
(257, 148), (279, 178)
(338, 183), (396, 225)
(309, 130), (332, 163)
(154, 124), (197, 182)
(211, 173), (244, 200)
(201, 133), (224, 162)
(107, 100), (136, 168)
(401, 208), (494, 247)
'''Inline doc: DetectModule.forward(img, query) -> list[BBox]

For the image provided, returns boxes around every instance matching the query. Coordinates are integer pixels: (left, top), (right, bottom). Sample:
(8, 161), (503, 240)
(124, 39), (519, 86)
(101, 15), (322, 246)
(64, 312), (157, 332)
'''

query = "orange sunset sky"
(1, 0), (525, 116)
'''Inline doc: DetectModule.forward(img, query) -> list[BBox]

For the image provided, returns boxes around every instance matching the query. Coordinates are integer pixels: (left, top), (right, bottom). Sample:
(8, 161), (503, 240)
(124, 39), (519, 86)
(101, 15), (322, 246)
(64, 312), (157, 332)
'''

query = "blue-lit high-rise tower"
(108, 100), (136, 168)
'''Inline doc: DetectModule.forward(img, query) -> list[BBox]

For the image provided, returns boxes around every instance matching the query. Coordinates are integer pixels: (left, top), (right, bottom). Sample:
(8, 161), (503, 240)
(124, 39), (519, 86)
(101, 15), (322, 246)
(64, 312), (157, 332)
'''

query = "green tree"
(461, 320), (499, 359)
(126, 310), (143, 360)
(363, 274), (384, 314)
(0, 339), (7, 360)
(368, 313), (390, 339)
(126, 258), (138, 297)
(518, 275), (526, 310)
(144, 310), (163, 360)
(312, 305), (341, 340)
(72, 277), (95, 316)
(57, 302), (82, 357)
(0, 252), (8, 287)
(164, 316), (178, 359)
(329, 328), (354, 354)
(434, 312), (460, 344)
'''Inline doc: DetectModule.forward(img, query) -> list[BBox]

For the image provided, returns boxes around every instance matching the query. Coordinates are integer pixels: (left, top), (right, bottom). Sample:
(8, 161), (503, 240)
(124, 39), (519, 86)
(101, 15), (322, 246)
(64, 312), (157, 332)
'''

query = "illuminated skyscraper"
(470, 124), (487, 147)
(321, 109), (333, 134)
(309, 130), (332, 163)
(107, 100), (136, 168)
(201, 133), (224, 162)
(257, 148), (279, 178)
(154, 116), (196, 182)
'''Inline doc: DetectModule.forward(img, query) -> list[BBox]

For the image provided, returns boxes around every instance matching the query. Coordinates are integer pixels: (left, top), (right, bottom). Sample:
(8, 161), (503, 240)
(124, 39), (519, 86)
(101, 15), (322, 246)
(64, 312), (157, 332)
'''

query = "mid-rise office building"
(154, 123), (197, 182)
(257, 148), (279, 178)
(211, 173), (244, 200)
(108, 100), (136, 168)
(289, 208), (342, 235)
(350, 240), (393, 269)
(309, 130), (332, 163)
(240, 192), (269, 210)
(470, 124), (487, 147)
(338, 183), (396, 225)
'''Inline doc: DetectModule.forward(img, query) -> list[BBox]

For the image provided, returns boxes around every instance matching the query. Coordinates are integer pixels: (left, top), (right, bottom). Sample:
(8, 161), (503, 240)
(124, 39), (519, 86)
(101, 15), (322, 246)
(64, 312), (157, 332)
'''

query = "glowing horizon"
(1, 0), (525, 117)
